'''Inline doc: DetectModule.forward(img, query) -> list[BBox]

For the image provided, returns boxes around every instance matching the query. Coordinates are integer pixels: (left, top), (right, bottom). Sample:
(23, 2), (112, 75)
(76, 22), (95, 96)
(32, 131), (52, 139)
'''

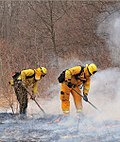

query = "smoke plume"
(97, 12), (120, 66)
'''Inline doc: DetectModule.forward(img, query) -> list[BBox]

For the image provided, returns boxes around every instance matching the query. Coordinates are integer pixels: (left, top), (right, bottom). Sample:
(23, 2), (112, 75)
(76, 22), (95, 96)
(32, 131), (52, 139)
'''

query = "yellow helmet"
(86, 63), (97, 75)
(35, 67), (47, 80)
(40, 67), (47, 75)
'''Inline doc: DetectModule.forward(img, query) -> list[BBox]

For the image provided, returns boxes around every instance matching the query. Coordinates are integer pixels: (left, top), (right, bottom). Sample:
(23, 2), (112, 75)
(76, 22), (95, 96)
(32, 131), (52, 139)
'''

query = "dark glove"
(67, 82), (73, 88)
(17, 80), (23, 86)
(19, 81), (26, 88)
(83, 94), (88, 102)
(30, 94), (36, 100)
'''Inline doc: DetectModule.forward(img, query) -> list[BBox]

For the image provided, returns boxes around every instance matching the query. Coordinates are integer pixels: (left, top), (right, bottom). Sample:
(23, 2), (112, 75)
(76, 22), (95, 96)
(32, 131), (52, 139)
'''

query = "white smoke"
(95, 12), (120, 120)
(27, 66), (120, 121)
(97, 12), (120, 66)
(4, 12), (120, 121)
(89, 68), (120, 120)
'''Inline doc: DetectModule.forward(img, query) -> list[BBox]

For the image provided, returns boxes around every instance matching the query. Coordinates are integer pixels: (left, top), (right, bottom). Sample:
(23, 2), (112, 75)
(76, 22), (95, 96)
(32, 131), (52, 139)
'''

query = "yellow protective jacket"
(17, 69), (42, 94)
(65, 66), (90, 95)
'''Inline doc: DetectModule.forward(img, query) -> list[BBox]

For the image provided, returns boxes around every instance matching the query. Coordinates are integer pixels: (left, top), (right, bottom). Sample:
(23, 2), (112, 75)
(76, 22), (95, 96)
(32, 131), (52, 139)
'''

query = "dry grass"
(0, 95), (17, 108)
(0, 97), (10, 108)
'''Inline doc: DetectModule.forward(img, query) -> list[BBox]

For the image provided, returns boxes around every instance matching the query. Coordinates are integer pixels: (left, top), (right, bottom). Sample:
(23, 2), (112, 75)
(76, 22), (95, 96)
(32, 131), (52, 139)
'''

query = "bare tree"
(0, 0), (120, 104)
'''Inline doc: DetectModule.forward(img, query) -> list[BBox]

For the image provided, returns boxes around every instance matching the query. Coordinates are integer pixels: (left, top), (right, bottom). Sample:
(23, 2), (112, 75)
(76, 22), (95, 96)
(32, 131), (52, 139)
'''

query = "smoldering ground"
(0, 68), (120, 142)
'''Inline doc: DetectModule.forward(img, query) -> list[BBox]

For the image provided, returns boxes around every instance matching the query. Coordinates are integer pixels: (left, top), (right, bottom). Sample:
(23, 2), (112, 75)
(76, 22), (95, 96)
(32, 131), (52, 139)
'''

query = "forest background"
(0, 1), (120, 109)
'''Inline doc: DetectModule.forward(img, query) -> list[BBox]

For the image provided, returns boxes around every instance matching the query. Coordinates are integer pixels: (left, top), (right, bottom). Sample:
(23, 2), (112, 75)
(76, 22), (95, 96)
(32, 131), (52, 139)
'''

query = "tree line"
(0, 1), (119, 101)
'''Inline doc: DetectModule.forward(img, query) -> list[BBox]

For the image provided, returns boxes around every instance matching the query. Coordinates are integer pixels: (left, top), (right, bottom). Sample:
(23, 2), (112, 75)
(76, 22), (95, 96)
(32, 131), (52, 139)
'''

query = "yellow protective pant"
(60, 83), (82, 114)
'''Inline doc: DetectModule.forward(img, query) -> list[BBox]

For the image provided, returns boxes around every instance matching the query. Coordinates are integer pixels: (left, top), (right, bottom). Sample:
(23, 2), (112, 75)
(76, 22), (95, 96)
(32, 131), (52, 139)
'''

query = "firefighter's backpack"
(58, 70), (66, 83)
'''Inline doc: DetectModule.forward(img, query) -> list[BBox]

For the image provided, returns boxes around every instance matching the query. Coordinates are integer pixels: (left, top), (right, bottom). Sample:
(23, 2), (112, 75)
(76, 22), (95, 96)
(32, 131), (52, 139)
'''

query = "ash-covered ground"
(0, 112), (119, 142)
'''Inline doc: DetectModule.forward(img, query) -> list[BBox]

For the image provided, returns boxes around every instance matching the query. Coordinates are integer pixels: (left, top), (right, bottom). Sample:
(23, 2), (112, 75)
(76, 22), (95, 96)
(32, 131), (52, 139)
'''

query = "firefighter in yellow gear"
(58, 63), (97, 115)
(9, 67), (47, 115)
